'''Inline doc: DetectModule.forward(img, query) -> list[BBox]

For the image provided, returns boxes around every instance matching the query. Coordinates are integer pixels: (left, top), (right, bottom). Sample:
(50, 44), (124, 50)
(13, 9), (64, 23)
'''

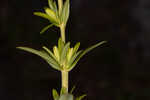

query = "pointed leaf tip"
(33, 12), (50, 20)
(69, 41), (107, 71)
(73, 42), (80, 54)
(82, 40), (107, 56)
(53, 46), (60, 62)
(16, 46), (61, 71)
(42, 46), (58, 62)
(40, 24), (54, 34)
(70, 85), (76, 94)
(44, 8), (58, 23)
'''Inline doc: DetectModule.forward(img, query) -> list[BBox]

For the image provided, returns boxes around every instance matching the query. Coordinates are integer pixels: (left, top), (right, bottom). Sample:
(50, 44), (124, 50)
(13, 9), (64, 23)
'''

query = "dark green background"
(1, 0), (150, 100)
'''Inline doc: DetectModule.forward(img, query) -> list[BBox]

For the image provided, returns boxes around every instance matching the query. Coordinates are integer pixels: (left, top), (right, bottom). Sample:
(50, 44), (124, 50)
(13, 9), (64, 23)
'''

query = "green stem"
(61, 70), (69, 93)
(60, 24), (66, 43)
(58, 0), (67, 93)
(60, 23), (67, 94)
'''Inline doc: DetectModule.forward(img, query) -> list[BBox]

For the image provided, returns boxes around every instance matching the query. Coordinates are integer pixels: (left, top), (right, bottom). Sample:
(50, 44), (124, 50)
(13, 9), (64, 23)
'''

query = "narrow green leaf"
(66, 42), (80, 69)
(40, 24), (54, 34)
(53, 1), (59, 13)
(82, 41), (107, 55)
(69, 41), (107, 70)
(60, 42), (70, 64)
(53, 1), (57, 11)
(45, 59), (61, 71)
(76, 94), (86, 100)
(53, 1), (59, 19)
(59, 94), (73, 100)
(67, 50), (83, 71)
(48, 0), (55, 10)
(52, 89), (59, 100)
(17, 47), (50, 61)
(67, 48), (73, 61)
(61, 0), (70, 24)
(17, 47), (61, 71)
(48, 0), (59, 21)
(34, 12), (50, 20)
(42, 46), (57, 61)
(53, 46), (60, 62)
(34, 11), (59, 26)
(45, 8), (58, 22)
(70, 86), (76, 94)
(73, 42), (80, 55)
(45, 8), (56, 17)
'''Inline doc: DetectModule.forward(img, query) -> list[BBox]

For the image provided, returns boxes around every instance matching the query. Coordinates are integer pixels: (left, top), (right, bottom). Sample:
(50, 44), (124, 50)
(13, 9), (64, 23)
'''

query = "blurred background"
(1, 0), (150, 100)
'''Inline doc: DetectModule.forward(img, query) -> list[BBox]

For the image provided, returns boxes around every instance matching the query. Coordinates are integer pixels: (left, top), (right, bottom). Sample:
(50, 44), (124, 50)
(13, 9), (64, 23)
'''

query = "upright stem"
(58, 0), (68, 93)
(61, 70), (69, 93)
(60, 24), (66, 43)
(60, 23), (68, 93)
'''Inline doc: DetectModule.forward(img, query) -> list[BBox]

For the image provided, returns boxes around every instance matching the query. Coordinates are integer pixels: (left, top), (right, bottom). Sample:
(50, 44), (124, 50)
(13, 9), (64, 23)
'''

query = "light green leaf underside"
(16, 47), (61, 71)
